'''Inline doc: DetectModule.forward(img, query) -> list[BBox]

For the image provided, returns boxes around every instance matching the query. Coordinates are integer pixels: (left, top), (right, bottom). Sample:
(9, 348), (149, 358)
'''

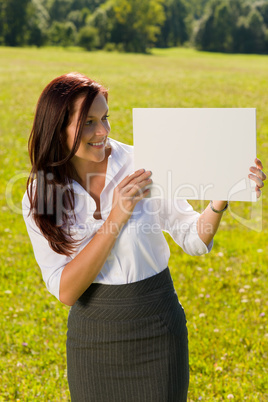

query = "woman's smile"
(88, 139), (107, 148)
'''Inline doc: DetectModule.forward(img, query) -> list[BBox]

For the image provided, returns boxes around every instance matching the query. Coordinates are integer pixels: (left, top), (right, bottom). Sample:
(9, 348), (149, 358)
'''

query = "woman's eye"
(85, 120), (93, 126)
(102, 115), (110, 121)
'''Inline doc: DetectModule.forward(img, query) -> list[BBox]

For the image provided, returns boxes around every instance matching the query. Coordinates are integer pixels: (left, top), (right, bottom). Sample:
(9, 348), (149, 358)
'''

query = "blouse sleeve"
(22, 191), (71, 301)
(158, 198), (213, 256)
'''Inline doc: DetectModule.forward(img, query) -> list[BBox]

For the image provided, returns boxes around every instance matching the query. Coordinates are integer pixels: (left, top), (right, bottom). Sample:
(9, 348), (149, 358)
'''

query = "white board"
(133, 108), (256, 202)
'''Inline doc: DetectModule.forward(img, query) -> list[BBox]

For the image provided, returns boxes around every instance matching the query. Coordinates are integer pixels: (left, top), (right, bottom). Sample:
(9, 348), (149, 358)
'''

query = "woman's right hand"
(60, 169), (152, 305)
(108, 169), (152, 228)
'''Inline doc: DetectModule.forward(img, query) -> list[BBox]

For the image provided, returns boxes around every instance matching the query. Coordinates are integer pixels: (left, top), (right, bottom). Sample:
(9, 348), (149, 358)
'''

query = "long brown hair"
(27, 72), (108, 256)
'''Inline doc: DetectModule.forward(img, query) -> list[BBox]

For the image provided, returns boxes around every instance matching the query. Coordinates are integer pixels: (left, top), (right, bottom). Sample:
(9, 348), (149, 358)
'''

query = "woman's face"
(66, 93), (110, 166)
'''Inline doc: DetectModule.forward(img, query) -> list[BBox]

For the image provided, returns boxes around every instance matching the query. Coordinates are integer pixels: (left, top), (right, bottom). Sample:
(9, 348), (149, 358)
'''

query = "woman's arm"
(196, 200), (229, 247)
(197, 158), (266, 247)
(59, 169), (152, 306)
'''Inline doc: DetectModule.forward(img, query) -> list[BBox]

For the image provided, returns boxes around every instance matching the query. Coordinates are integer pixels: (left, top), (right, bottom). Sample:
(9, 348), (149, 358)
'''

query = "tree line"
(0, 0), (268, 54)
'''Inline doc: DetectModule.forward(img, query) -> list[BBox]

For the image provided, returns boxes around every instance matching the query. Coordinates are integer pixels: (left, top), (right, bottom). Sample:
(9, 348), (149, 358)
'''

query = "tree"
(77, 25), (99, 50)
(187, 0), (211, 19)
(194, 0), (268, 54)
(25, 0), (50, 46)
(157, 0), (189, 48)
(47, 20), (77, 46)
(0, 0), (5, 44)
(47, 0), (73, 22)
(70, 0), (107, 12)
(67, 8), (91, 30)
(108, 0), (165, 52)
(194, 0), (216, 51)
(236, 9), (267, 53)
(255, 0), (268, 25)
(0, 0), (30, 46)
(210, 1), (234, 52)
(86, 2), (114, 48)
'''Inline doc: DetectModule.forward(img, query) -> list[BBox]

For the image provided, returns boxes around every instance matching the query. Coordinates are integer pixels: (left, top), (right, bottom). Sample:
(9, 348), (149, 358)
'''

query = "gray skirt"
(66, 268), (189, 402)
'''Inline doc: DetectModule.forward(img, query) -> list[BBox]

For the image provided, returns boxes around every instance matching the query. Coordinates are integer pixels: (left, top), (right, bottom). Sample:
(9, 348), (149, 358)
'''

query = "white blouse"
(22, 138), (213, 301)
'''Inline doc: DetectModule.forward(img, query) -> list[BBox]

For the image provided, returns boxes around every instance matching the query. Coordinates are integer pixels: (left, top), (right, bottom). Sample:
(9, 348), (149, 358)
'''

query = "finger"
(121, 182), (140, 197)
(118, 170), (152, 190)
(248, 174), (264, 188)
(124, 177), (152, 197)
(133, 187), (150, 203)
(117, 169), (146, 190)
(120, 171), (152, 192)
(255, 157), (263, 170)
(255, 185), (262, 199)
(130, 170), (152, 183)
(249, 166), (267, 181)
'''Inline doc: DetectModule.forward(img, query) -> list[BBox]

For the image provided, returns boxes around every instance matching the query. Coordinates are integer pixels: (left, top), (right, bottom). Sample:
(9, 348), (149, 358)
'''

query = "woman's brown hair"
(27, 72), (108, 256)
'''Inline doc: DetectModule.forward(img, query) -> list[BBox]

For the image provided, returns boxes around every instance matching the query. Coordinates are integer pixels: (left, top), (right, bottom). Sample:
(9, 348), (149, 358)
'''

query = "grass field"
(0, 46), (267, 401)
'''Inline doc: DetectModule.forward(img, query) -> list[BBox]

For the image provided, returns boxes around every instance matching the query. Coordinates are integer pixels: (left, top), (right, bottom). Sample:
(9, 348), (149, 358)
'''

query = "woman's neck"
(71, 147), (111, 192)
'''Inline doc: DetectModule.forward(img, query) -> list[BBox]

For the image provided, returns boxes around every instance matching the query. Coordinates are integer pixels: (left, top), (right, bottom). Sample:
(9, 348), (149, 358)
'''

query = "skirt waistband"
(77, 267), (174, 307)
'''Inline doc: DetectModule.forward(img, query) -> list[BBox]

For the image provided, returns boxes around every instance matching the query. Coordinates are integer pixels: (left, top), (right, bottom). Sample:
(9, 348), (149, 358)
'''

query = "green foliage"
(187, 0), (211, 19)
(69, 0), (107, 12)
(67, 8), (91, 29)
(108, 0), (166, 52)
(77, 25), (99, 49)
(239, 8), (267, 53)
(255, 0), (268, 25)
(0, 46), (267, 400)
(194, 0), (268, 54)
(157, 0), (189, 47)
(25, 0), (50, 46)
(1, 0), (268, 53)
(0, 0), (31, 46)
(47, 0), (73, 22)
(87, 2), (114, 48)
(212, 2), (234, 51)
(47, 20), (77, 46)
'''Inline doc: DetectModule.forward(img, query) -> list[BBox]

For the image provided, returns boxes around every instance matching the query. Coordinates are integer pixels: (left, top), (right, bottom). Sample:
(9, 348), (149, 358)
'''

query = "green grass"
(0, 46), (267, 401)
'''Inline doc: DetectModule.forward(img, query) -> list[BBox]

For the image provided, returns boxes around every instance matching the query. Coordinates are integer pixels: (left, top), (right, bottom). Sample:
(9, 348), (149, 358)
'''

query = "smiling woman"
(25, 73), (110, 256)
(22, 72), (266, 402)
(65, 93), (111, 190)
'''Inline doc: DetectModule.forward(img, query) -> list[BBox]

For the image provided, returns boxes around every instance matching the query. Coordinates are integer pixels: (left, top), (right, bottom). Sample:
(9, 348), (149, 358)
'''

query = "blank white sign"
(133, 108), (256, 202)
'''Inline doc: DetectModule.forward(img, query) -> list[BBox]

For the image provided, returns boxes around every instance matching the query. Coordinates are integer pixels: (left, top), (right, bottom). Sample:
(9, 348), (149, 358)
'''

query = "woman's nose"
(95, 120), (110, 135)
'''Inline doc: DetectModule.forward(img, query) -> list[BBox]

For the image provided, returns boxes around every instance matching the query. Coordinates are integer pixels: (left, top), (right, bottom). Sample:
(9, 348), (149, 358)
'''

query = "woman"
(22, 72), (266, 401)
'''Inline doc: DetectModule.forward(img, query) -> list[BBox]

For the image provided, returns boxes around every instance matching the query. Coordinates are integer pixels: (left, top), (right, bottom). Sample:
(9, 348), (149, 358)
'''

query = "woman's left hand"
(248, 158), (266, 198)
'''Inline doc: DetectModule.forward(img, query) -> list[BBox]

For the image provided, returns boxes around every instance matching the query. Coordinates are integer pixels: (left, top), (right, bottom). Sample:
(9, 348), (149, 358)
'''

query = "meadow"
(0, 46), (267, 401)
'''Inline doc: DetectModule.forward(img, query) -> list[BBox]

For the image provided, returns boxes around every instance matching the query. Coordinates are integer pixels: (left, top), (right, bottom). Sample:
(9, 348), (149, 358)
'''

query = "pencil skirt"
(66, 268), (189, 402)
